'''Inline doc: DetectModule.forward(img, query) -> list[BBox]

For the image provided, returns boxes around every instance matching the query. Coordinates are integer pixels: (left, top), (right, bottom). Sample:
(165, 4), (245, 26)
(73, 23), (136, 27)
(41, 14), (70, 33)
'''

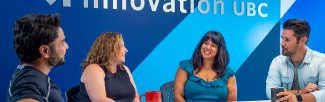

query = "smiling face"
(116, 38), (128, 63)
(200, 39), (218, 61)
(191, 31), (230, 78)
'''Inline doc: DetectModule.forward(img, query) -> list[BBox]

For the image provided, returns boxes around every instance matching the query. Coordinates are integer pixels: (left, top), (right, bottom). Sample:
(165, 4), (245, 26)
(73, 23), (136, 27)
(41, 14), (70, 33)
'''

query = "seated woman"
(174, 31), (237, 102)
(77, 32), (140, 102)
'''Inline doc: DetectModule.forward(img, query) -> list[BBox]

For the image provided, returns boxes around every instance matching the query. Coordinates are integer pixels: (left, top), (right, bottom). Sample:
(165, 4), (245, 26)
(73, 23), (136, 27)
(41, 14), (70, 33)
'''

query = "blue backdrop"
(0, 0), (324, 101)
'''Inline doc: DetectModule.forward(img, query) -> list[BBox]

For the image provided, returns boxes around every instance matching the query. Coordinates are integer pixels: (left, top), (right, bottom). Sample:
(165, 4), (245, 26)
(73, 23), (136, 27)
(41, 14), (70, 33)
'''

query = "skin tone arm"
(174, 66), (188, 102)
(81, 64), (115, 102)
(227, 76), (237, 102)
(18, 99), (38, 102)
(123, 65), (140, 102)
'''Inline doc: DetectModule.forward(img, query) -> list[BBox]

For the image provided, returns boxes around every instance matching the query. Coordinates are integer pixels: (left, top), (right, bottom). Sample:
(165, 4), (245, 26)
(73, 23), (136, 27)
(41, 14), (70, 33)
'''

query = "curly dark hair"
(191, 31), (230, 78)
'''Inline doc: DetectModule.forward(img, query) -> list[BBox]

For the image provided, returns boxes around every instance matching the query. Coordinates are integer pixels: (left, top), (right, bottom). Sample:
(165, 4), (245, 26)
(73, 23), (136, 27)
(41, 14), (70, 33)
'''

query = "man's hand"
(300, 83), (320, 94)
(276, 92), (297, 102)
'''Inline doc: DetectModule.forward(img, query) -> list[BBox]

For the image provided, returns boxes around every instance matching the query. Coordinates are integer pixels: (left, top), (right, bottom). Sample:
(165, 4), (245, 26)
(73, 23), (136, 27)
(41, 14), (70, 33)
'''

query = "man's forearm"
(301, 93), (316, 102)
(284, 90), (299, 94)
(284, 90), (316, 102)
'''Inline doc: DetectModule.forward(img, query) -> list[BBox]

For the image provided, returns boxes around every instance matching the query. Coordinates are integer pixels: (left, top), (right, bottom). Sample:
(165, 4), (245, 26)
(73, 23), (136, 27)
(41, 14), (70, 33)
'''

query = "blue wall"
(236, 0), (325, 100)
(0, 0), (323, 101)
(281, 0), (325, 53)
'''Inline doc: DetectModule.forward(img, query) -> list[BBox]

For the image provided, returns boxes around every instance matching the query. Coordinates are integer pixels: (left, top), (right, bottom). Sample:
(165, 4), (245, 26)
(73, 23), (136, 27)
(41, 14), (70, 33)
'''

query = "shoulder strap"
(99, 65), (108, 74)
(99, 65), (109, 79)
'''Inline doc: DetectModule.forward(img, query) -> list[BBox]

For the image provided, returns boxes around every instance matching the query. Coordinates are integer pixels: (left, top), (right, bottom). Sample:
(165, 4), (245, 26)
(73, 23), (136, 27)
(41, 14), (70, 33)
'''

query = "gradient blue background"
(0, 0), (324, 101)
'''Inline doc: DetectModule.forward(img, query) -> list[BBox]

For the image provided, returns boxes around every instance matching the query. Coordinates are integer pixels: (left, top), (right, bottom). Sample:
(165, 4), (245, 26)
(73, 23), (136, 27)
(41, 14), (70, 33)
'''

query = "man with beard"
(266, 19), (325, 102)
(7, 14), (69, 102)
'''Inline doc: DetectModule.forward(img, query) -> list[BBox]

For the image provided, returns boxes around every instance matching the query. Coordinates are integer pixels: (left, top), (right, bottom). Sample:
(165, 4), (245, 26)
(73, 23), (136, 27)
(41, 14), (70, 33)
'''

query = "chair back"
(65, 85), (80, 102)
(160, 81), (174, 102)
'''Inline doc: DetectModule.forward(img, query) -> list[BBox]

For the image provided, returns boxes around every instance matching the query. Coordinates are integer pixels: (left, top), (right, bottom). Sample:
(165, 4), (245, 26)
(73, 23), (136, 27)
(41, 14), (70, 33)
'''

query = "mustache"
(282, 46), (287, 50)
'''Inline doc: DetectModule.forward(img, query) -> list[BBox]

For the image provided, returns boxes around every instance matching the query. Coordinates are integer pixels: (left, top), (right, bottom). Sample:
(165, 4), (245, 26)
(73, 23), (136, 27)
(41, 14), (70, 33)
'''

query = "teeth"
(204, 50), (211, 54)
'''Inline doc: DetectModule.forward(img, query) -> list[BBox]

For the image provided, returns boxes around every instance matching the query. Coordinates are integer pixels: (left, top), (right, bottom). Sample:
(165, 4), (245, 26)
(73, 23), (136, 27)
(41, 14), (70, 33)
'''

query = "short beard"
(48, 45), (65, 67)
(282, 44), (299, 56)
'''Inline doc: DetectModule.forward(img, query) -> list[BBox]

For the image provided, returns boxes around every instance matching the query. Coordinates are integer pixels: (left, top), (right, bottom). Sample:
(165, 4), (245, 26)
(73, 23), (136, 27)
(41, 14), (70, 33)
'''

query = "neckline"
(192, 70), (220, 82)
(21, 66), (49, 77)
(101, 65), (121, 74)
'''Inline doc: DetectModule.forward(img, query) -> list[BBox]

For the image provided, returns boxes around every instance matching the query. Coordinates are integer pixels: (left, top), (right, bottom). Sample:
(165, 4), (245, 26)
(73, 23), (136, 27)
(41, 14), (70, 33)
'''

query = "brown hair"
(192, 31), (229, 78)
(81, 32), (123, 72)
(283, 19), (310, 44)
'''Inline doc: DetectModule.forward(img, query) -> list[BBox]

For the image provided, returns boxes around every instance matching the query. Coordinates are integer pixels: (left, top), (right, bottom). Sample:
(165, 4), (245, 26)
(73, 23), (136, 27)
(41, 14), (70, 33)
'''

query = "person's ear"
(301, 36), (308, 44)
(39, 45), (50, 58)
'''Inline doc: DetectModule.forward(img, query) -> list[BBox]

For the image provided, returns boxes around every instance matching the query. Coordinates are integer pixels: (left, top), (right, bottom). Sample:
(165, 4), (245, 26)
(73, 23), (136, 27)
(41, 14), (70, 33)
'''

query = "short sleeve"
(179, 60), (194, 73)
(225, 67), (236, 78)
(9, 75), (44, 102)
(223, 67), (235, 80)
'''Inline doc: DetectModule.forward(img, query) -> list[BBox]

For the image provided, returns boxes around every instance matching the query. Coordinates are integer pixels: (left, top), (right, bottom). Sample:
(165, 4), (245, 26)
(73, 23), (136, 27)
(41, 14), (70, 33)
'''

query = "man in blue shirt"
(266, 19), (325, 102)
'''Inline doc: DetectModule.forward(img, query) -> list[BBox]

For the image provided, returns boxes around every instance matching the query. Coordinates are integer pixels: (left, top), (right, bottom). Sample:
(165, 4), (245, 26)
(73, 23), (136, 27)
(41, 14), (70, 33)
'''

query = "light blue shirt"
(266, 46), (325, 102)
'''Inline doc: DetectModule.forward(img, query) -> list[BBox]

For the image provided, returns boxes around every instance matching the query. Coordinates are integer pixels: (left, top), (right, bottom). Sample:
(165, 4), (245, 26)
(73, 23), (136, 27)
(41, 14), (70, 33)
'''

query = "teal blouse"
(180, 60), (235, 102)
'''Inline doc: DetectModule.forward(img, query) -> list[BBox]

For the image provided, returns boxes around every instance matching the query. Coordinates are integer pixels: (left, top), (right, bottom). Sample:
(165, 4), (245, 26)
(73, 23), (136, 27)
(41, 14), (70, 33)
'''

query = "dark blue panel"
(237, 21), (280, 101)
(0, 0), (199, 100)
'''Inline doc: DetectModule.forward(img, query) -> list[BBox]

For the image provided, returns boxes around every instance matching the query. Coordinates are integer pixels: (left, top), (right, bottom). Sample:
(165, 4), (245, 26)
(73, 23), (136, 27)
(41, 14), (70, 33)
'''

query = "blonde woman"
(77, 32), (140, 102)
